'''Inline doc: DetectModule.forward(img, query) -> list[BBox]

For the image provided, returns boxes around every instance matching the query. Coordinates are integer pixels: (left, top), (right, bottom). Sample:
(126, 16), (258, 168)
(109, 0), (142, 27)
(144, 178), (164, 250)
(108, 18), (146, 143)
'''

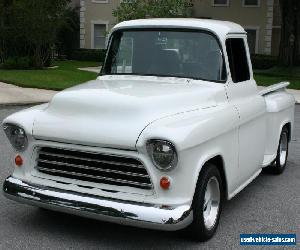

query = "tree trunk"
(278, 0), (300, 66)
(33, 46), (43, 69)
(0, 0), (11, 63)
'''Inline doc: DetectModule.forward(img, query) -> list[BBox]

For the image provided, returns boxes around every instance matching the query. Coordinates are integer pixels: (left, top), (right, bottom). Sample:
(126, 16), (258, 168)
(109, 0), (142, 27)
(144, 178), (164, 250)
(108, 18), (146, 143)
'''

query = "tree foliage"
(113, 0), (193, 22)
(278, 0), (300, 66)
(56, 6), (80, 59)
(0, 0), (75, 68)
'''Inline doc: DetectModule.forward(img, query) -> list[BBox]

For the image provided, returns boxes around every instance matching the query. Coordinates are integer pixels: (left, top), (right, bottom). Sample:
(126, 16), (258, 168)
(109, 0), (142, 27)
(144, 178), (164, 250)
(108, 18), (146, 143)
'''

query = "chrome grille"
(35, 147), (152, 190)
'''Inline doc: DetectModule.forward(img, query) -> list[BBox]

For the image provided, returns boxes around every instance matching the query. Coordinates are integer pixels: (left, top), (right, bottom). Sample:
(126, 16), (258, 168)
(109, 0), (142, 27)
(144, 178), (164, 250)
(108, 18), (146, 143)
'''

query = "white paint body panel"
(31, 76), (225, 150)
(3, 19), (295, 211)
(111, 18), (246, 41)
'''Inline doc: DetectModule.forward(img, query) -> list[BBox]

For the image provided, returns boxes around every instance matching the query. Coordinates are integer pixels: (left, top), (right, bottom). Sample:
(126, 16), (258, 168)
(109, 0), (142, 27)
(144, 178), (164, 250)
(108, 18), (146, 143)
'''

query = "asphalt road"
(0, 105), (299, 250)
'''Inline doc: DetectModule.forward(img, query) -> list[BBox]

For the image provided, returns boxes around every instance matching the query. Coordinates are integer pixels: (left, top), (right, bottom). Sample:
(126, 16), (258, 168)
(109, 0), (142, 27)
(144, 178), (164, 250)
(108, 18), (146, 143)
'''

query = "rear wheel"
(188, 164), (223, 241)
(264, 126), (289, 175)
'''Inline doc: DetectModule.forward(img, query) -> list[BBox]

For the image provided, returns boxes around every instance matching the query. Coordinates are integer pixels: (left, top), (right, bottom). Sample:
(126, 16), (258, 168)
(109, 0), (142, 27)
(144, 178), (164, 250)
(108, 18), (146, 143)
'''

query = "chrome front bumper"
(3, 176), (193, 231)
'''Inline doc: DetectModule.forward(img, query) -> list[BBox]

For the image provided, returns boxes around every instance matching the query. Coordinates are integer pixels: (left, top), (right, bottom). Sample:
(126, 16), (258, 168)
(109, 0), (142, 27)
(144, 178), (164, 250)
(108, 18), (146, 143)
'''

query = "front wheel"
(188, 163), (223, 242)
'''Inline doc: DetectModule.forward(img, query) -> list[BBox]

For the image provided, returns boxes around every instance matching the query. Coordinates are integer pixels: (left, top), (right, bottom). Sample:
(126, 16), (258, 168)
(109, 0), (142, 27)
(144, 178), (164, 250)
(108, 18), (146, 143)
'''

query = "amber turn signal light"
(160, 176), (170, 190)
(15, 155), (23, 167)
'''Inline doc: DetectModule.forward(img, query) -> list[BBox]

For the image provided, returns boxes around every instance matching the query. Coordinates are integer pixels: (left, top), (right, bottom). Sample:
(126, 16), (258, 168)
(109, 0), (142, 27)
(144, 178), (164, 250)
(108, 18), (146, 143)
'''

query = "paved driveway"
(0, 105), (299, 250)
(0, 82), (57, 105)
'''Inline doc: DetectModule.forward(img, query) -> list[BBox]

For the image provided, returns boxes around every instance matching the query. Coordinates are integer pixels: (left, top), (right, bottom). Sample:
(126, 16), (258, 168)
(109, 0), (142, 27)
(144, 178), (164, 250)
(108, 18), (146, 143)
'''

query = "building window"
(226, 38), (250, 83)
(93, 24), (106, 49)
(242, 0), (260, 7)
(212, 0), (229, 7)
(245, 28), (259, 54)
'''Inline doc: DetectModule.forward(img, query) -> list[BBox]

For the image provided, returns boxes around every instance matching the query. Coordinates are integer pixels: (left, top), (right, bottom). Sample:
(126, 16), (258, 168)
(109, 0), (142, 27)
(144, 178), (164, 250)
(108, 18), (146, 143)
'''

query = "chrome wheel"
(203, 176), (220, 230)
(279, 131), (288, 167)
(190, 164), (223, 241)
(263, 127), (289, 175)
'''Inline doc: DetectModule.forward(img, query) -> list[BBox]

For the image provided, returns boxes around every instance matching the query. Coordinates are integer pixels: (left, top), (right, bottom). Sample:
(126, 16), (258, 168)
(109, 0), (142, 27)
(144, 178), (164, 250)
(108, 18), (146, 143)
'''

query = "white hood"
(32, 76), (226, 149)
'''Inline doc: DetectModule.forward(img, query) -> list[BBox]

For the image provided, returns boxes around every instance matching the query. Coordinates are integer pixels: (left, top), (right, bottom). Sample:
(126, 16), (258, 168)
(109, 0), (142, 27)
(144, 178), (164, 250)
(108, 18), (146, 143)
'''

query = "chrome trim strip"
(39, 151), (145, 169)
(36, 168), (152, 188)
(37, 159), (149, 178)
(35, 139), (137, 152)
(3, 176), (193, 231)
(39, 146), (141, 163)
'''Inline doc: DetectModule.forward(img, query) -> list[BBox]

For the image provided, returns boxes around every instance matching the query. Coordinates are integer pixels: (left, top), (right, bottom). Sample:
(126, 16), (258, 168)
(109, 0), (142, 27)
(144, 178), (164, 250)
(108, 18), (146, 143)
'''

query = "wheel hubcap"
(203, 176), (220, 230)
(279, 132), (288, 167)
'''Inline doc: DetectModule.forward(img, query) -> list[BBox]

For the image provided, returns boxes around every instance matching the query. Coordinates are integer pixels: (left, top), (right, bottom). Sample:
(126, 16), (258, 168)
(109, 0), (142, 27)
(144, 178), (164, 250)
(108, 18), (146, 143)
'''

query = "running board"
(228, 169), (262, 200)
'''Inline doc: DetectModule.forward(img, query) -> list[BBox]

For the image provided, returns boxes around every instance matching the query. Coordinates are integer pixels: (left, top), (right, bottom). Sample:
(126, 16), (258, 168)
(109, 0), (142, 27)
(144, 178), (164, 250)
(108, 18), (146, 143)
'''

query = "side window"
(225, 38), (250, 83)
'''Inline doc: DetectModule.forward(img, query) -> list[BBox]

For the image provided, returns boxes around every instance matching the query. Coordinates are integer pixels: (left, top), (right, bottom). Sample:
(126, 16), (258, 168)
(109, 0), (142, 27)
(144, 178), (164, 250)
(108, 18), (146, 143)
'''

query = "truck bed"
(259, 82), (289, 96)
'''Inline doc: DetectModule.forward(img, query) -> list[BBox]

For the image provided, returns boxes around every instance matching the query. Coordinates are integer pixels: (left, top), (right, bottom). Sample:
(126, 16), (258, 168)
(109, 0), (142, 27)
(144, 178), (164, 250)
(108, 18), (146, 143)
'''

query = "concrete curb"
(286, 89), (300, 104)
(78, 67), (100, 73)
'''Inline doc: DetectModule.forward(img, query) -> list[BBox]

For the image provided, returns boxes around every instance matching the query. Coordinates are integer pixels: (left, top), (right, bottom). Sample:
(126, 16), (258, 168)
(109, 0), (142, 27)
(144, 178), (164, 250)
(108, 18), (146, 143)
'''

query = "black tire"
(263, 126), (289, 175)
(188, 163), (223, 242)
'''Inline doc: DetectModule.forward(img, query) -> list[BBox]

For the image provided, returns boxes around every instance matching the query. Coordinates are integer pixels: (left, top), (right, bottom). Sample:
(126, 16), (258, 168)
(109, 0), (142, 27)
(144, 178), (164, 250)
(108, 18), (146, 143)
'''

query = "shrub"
(56, 7), (80, 59)
(1, 0), (73, 68)
(70, 49), (106, 63)
(1, 57), (18, 69)
(0, 56), (33, 69)
(251, 54), (277, 70)
(17, 57), (32, 69)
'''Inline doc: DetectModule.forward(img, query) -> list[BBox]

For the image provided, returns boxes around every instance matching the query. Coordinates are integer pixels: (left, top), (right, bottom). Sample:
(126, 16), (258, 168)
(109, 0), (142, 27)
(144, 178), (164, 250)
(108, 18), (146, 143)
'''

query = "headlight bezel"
(3, 123), (28, 152)
(146, 139), (178, 171)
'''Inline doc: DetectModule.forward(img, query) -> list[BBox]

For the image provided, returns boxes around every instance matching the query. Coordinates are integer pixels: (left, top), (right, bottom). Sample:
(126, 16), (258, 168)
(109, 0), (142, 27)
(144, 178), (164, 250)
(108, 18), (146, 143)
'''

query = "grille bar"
(37, 159), (149, 178)
(39, 151), (145, 169)
(35, 147), (152, 190)
(37, 167), (152, 189)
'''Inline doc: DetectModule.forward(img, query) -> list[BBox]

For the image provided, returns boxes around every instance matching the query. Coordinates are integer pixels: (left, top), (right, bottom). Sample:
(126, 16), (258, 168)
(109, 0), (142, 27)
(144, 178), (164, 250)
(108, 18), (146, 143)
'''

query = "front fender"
(2, 104), (49, 177)
(2, 104), (49, 135)
(136, 104), (240, 202)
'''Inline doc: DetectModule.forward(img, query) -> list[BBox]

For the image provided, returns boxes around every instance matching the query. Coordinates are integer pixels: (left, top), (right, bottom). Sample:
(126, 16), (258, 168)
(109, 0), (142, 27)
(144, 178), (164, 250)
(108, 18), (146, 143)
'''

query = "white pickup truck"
(2, 19), (295, 241)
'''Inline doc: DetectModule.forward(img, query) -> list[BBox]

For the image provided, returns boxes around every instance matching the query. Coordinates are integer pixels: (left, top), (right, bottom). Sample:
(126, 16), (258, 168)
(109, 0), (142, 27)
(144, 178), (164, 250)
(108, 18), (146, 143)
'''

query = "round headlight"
(146, 140), (178, 171)
(3, 124), (28, 151)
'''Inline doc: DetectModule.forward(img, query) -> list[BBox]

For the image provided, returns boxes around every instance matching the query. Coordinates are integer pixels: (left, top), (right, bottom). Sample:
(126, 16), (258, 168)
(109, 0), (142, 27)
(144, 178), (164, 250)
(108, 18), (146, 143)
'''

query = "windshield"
(102, 29), (227, 82)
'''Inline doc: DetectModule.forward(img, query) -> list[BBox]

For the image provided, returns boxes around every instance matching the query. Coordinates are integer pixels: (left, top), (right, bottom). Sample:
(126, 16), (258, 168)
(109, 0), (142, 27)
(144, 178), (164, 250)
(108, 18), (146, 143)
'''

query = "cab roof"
(112, 18), (246, 40)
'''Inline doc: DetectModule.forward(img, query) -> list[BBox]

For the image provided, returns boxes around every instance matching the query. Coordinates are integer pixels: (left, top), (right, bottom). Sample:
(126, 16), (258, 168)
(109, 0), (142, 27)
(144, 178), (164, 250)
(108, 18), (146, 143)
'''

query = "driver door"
(225, 35), (266, 188)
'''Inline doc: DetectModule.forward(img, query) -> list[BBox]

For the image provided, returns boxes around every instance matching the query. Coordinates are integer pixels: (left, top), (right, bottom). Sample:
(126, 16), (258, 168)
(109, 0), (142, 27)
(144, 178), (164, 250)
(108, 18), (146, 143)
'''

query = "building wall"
(80, 0), (279, 55)
(80, 0), (119, 49)
(192, 0), (274, 55)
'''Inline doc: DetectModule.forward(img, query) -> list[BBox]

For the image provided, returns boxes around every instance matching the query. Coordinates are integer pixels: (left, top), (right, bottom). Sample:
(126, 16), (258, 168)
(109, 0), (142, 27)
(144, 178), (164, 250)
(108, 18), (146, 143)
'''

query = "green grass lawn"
(0, 60), (299, 90)
(254, 66), (300, 90)
(0, 60), (99, 90)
